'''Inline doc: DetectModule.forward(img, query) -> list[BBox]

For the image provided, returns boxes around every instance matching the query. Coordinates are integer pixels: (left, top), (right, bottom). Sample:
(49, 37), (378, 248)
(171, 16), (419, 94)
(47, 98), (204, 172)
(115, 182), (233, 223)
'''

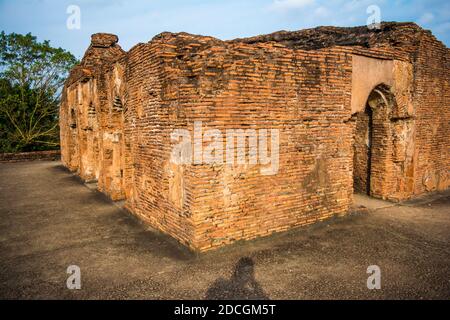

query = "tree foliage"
(0, 32), (78, 152)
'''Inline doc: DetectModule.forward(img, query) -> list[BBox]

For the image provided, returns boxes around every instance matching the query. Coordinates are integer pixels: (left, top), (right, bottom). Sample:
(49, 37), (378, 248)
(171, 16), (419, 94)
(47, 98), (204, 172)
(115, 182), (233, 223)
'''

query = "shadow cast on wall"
(205, 257), (269, 300)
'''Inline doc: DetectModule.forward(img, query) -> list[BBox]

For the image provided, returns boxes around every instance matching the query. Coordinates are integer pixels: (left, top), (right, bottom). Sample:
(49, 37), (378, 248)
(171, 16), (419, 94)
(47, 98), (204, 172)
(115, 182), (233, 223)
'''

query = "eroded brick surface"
(60, 23), (449, 251)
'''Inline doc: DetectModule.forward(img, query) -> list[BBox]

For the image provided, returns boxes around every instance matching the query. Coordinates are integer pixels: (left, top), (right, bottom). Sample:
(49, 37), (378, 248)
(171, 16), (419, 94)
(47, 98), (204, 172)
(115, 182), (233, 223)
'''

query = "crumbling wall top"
(230, 22), (435, 51)
(91, 33), (119, 48)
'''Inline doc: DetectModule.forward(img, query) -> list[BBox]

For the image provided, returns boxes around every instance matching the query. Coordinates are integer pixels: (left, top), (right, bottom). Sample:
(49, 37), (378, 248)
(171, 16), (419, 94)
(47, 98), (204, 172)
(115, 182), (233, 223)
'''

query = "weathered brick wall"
(60, 33), (127, 199)
(118, 34), (354, 251)
(411, 33), (449, 194)
(60, 23), (449, 252)
(122, 38), (203, 248)
(242, 22), (448, 200)
(172, 42), (354, 251)
(0, 150), (60, 163)
(97, 58), (127, 200)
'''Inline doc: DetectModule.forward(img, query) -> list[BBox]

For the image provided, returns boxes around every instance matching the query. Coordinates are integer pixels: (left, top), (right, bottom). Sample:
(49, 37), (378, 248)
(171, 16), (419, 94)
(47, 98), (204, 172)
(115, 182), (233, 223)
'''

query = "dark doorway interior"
(353, 104), (373, 195)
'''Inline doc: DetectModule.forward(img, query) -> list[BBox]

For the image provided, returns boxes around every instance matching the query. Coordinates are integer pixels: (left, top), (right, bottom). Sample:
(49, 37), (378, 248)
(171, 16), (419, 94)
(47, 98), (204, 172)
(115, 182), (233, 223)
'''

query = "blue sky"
(0, 0), (449, 58)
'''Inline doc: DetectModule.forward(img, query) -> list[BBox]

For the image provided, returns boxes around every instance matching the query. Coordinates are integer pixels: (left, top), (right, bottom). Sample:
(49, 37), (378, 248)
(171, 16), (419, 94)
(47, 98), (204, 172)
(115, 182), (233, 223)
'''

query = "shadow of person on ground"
(205, 257), (269, 300)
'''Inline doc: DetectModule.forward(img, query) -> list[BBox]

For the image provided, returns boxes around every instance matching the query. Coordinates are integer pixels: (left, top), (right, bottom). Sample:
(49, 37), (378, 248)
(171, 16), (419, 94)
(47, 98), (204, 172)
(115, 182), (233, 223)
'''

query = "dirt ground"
(0, 161), (449, 300)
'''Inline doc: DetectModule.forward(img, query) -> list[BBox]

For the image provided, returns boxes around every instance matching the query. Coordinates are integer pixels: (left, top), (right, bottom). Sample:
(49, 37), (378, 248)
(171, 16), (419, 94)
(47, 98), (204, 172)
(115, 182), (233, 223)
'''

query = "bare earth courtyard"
(0, 161), (449, 300)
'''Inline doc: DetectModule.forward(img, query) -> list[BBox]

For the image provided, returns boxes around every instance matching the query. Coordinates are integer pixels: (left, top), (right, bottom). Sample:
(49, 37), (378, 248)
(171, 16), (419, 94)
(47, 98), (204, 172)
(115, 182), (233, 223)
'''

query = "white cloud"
(417, 12), (434, 25)
(270, 0), (315, 12)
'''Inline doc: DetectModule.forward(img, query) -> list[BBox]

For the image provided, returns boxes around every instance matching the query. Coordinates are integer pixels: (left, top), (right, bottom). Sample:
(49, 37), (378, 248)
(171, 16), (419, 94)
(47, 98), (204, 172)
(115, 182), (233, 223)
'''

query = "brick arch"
(366, 83), (396, 112)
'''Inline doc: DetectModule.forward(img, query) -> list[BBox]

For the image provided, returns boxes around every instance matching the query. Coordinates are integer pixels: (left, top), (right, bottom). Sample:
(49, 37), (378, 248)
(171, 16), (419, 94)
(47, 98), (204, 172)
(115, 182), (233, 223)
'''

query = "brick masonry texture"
(0, 150), (60, 163)
(60, 22), (449, 252)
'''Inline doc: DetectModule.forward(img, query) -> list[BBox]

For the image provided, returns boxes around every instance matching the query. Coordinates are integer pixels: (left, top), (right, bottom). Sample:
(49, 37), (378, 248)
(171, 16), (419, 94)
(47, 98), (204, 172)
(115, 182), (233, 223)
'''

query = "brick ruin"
(60, 22), (449, 251)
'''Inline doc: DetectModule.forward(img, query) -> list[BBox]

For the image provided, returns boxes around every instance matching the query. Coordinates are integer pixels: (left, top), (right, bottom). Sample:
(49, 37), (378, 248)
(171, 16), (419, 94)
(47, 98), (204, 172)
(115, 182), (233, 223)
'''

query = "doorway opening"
(353, 104), (373, 195)
(353, 84), (394, 198)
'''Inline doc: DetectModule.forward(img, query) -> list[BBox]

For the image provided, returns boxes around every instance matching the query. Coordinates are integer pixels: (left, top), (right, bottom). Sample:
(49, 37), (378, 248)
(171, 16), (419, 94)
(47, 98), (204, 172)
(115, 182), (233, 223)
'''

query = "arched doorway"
(353, 105), (373, 195)
(353, 84), (395, 198)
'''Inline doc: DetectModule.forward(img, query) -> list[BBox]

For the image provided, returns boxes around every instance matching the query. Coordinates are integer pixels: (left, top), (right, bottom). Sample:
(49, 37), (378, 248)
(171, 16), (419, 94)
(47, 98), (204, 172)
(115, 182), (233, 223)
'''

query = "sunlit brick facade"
(60, 23), (449, 251)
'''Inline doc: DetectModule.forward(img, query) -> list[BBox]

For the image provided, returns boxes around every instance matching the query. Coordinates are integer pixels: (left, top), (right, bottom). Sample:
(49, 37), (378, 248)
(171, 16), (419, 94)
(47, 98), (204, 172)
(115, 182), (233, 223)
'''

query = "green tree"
(0, 32), (77, 152)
